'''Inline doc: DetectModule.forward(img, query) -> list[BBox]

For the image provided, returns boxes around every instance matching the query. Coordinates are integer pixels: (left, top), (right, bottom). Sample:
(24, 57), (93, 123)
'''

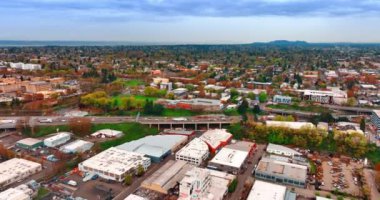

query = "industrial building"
(60, 140), (94, 154)
(0, 158), (42, 188)
(247, 180), (287, 200)
(273, 95), (292, 104)
(178, 167), (235, 200)
(371, 110), (380, 133)
(208, 147), (249, 174)
(0, 184), (34, 200)
(141, 160), (193, 194)
(254, 157), (307, 188)
(162, 129), (196, 138)
(91, 129), (123, 138)
(79, 147), (151, 182)
(117, 135), (187, 162)
(44, 132), (71, 147)
(16, 138), (43, 150)
(300, 89), (347, 105)
(266, 121), (315, 130)
(226, 141), (256, 155)
(199, 129), (233, 154)
(176, 138), (209, 166)
(124, 194), (148, 200)
(266, 143), (302, 157)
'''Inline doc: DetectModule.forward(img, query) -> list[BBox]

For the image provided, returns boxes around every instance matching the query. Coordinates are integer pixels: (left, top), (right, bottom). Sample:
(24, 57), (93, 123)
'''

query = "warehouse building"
(371, 110), (380, 133)
(44, 132), (71, 147)
(124, 194), (148, 200)
(117, 135), (187, 163)
(273, 95), (292, 104)
(60, 140), (93, 154)
(178, 167), (235, 200)
(176, 138), (209, 166)
(208, 147), (249, 174)
(0, 158), (42, 188)
(247, 180), (286, 200)
(227, 141), (256, 156)
(0, 184), (33, 200)
(79, 147), (150, 182)
(199, 129), (233, 154)
(162, 129), (196, 138)
(91, 129), (123, 138)
(16, 138), (43, 150)
(266, 143), (302, 157)
(254, 157), (307, 188)
(141, 160), (193, 194)
(266, 121), (315, 130)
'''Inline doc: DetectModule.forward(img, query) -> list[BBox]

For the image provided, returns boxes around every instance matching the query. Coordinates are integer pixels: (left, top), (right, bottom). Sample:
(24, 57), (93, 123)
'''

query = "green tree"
(258, 92), (267, 103)
(136, 164), (145, 177)
(360, 118), (366, 132)
(237, 98), (249, 115)
(228, 179), (238, 193)
(230, 89), (239, 100)
(124, 173), (133, 185)
(247, 92), (256, 100)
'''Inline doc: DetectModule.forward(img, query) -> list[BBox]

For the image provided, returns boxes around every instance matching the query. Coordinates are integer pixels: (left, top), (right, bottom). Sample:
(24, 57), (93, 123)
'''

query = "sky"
(0, 0), (380, 43)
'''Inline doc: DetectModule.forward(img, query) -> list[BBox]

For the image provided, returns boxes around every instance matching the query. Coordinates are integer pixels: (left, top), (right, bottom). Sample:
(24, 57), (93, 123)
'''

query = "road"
(226, 144), (266, 200)
(363, 169), (380, 200)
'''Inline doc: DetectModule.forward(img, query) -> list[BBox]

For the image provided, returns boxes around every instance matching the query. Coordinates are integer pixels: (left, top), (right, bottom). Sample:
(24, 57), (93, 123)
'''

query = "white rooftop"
(267, 143), (301, 156)
(266, 121), (315, 130)
(199, 129), (232, 149)
(0, 158), (41, 185)
(373, 110), (380, 117)
(17, 138), (42, 146)
(124, 194), (148, 200)
(60, 139), (93, 153)
(91, 129), (123, 137)
(44, 132), (71, 143)
(176, 138), (209, 160)
(80, 147), (149, 176)
(247, 180), (286, 200)
(209, 147), (248, 168)
(0, 187), (29, 200)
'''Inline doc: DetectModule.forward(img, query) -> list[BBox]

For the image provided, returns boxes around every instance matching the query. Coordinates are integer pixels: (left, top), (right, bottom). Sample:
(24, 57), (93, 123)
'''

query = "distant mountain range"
(0, 40), (379, 47)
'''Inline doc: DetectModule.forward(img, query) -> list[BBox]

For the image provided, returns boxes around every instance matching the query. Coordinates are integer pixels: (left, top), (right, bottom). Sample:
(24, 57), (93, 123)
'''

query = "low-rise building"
(44, 132), (71, 147)
(246, 180), (286, 200)
(208, 147), (248, 174)
(117, 135), (187, 163)
(60, 140), (93, 154)
(91, 129), (123, 138)
(371, 110), (380, 134)
(124, 194), (148, 200)
(0, 158), (42, 188)
(162, 129), (196, 138)
(254, 157), (307, 188)
(300, 89), (347, 105)
(79, 147), (150, 182)
(176, 138), (209, 166)
(0, 184), (34, 200)
(266, 143), (301, 157)
(266, 121), (315, 130)
(16, 138), (43, 150)
(199, 129), (233, 154)
(25, 81), (51, 93)
(273, 95), (292, 104)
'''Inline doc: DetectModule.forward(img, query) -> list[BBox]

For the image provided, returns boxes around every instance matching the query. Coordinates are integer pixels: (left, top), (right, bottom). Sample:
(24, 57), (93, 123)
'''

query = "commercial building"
(273, 95), (292, 104)
(0, 158), (42, 188)
(207, 147), (248, 174)
(300, 89), (347, 105)
(9, 62), (41, 71)
(25, 81), (51, 93)
(16, 138), (43, 150)
(0, 184), (34, 200)
(254, 157), (307, 188)
(159, 98), (223, 111)
(226, 141), (256, 155)
(179, 167), (235, 200)
(117, 135), (187, 163)
(91, 129), (123, 138)
(162, 129), (196, 138)
(266, 121), (315, 130)
(141, 160), (193, 194)
(79, 147), (151, 182)
(60, 140), (93, 154)
(176, 138), (209, 166)
(266, 143), (301, 157)
(44, 132), (71, 147)
(247, 180), (287, 200)
(371, 110), (380, 133)
(124, 194), (148, 200)
(199, 129), (233, 154)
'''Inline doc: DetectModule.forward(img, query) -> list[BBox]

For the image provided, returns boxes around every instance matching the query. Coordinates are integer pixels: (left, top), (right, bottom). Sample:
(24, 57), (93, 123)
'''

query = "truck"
(172, 117), (188, 121)
(39, 118), (53, 123)
(66, 180), (77, 187)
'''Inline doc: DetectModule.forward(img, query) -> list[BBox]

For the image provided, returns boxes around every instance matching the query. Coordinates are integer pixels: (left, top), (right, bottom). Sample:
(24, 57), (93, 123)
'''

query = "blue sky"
(0, 0), (380, 43)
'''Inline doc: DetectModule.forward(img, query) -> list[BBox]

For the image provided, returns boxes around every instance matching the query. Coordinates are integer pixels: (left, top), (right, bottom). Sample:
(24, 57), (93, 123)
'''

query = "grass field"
(24, 125), (70, 138)
(123, 79), (144, 87)
(112, 95), (158, 107)
(267, 103), (325, 113)
(35, 187), (50, 200)
(95, 123), (159, 150)
(162, 108), (195, 117)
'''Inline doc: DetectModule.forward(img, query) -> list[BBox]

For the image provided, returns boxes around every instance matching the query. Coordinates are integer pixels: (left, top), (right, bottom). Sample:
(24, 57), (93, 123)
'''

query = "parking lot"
(319, 158), (362, 197)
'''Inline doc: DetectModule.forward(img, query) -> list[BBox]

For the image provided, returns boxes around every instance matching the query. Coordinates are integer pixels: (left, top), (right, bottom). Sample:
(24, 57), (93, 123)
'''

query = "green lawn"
(112, 95), (158, 107)
(366, 145), (380, 165)
(267, 104), (325, 113)
(94, 123), (159, 150)
(24, 125), (70, 138)
(161, 108), (196, 117)
(123, 79), (144, 87)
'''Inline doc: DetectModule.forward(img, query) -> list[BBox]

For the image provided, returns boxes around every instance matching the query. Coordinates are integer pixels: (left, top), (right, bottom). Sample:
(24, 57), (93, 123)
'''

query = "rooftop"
(266, 121), (315, 130)
(44, 132), (71, 143)
(199, 129), (232, 149)
(176, 138), (209, 159)
(209, 147), (248, 168)
(267, 143), (301, 156)
(91, 129), (123, 137)
(247, 180), (287, 200)
(256, 157), (307, 181)
(0, 158), (41, 185)
(16, 138), (42, 146)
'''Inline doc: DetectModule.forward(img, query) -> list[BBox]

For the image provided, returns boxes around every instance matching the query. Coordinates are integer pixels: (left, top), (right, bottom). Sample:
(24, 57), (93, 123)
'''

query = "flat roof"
(256, 157), (307, 181)
(226, 141), (255, 152)
(199, 129), (232, 149)
(163, 129), (194, 136)
(80, 147), (149, 176)
(44, 132), (71, 143)
(91, 129), (123, 137)
(60, 140), (93, 152)
(373, 110), (380, 117)
(267, 143), (301, 156)
(0, 187), (29, 200)
(16, 138), (42, 146)
(209, 147), (248, 168)
(124, 194), (148, 200)
(0, 158), (41, 185)
(247, 180), (286, 200)
(117, 135), (187, 158)
(176, 138), (209, 159)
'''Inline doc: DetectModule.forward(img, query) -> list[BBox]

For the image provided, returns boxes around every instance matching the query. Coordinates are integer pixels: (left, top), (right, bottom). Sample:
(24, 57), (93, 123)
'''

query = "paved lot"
(0, 132), (23, 148)
(363, 169), (380, 200)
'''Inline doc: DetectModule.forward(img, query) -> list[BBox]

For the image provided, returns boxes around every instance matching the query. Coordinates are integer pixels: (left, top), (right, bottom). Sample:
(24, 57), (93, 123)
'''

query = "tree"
(247, 92), (256, 100)
(230, 89), (239, 100)
(252, 104), (261, 114)
(346, 97), (357, 107)
(237, 98), (248, 115)
(124, 173), (133, 185)
(69, 117), (92, 137)
(136, 164), (145, 177)
(360, 118), (366, 132)
(228, 179), (238, 193)
(258, 92), (267, 103)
